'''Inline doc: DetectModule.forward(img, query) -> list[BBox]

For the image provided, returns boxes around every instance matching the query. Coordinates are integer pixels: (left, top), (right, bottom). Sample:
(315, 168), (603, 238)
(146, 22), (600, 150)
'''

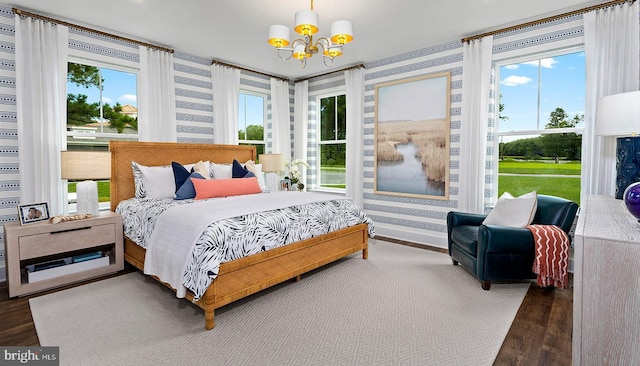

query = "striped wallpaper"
(0, 2), (597, 279)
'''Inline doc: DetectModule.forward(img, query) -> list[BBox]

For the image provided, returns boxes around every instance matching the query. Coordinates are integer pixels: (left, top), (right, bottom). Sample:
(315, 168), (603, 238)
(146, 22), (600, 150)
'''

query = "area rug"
(29, 239), (529, 366)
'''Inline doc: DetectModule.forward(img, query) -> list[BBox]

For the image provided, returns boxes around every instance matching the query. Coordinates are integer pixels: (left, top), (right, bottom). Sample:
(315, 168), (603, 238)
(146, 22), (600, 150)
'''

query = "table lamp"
(595, 91), (640, 199)
(61, 151), (111, 216)
(259, 153), (284, 192)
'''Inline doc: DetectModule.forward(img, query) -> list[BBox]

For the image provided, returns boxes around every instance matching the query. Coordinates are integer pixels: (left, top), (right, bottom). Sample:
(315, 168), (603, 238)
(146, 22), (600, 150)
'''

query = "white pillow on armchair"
(482, 191), (538, 228)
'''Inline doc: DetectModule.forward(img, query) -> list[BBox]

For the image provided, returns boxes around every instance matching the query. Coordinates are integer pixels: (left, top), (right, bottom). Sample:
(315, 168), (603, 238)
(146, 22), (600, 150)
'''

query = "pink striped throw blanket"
(527, 224), (570, 289)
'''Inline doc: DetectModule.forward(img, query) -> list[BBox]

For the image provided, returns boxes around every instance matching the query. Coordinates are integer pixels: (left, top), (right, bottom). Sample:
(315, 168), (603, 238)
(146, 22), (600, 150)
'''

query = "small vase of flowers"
(285, 158), (309, 191)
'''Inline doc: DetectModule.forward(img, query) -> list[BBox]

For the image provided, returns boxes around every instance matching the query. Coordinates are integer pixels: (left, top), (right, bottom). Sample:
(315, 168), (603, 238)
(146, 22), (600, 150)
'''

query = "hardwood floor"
(0, 247), (573, 366)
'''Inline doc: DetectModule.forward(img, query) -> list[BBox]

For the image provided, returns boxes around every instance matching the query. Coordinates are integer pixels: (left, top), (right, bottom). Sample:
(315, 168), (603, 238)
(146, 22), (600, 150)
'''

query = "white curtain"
(583, 1), (639, 200)
(459, 35), (493, 214)
(345, 67), (365, 207)
(211, 64), (240, 144)
(270, 78), (291, 159)
(138, 46), (177, 142)
(294, 80), (309, 185)
(15, 15), (68, 215)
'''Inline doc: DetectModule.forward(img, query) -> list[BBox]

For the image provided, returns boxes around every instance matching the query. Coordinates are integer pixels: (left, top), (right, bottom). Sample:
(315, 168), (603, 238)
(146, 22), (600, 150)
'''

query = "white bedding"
(144, 192), (353, 298)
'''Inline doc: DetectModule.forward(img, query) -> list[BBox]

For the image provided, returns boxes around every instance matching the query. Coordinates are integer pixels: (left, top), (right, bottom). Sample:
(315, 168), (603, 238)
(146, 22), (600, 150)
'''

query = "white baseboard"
(374, 224), (448, 250)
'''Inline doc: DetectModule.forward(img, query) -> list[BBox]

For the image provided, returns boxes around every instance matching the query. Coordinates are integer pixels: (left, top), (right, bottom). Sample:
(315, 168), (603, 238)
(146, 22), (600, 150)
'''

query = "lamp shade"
(294, 9), (319, 35)
(259, 153), (284, 172)
(595, 91), (640, 136)
(61, 151), (111, 180)
(330, 20), (354, 44)
(267, 24), (290, 48)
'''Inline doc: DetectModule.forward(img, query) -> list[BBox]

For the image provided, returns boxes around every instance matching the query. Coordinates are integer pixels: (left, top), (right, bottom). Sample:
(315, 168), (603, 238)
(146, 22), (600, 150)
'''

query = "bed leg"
(295, 275), (301, 282)
(362, 247), (368, 260)
(204, 284), (216, 330)
(205, 309), (215, 330)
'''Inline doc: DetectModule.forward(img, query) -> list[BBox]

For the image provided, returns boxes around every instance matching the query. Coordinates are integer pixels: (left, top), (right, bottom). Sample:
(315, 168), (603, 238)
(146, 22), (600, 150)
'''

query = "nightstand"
(3, 211), (124, 297)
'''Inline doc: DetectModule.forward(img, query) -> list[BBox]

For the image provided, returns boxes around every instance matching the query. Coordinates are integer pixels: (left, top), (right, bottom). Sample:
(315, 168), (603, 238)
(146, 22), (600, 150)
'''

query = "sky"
(377, 75), (448, 122)
(238, 93), (265, 129)
(498, 51), (585, 134)
(67, 67), (137, 107)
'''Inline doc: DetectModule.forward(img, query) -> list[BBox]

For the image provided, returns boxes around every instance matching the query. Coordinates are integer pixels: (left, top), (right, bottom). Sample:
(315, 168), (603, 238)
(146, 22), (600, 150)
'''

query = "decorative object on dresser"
(60, 150), (111, 216)
(573, 195), (640, 365)
(3, 211), (124, 297)
(594, 90), (640, 199)
(49, 213), (93, 224)
(258, 153), (284, 192)
(17, 202), (49, 225)
(623, 181), (640, 221)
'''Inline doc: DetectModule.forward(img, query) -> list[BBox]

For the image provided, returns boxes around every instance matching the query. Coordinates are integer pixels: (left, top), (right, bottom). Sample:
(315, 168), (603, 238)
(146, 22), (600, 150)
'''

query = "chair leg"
(481, 280), (491, 290)
(452, 258), (459, 265)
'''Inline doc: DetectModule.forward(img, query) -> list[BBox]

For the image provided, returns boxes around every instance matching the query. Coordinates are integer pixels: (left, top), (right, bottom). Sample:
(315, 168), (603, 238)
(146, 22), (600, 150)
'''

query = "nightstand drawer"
(19, 223), (116, 260)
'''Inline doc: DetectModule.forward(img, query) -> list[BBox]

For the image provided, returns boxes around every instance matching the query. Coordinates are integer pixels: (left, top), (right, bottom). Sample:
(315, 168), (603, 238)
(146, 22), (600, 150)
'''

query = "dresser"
(573, 195), (640, 365)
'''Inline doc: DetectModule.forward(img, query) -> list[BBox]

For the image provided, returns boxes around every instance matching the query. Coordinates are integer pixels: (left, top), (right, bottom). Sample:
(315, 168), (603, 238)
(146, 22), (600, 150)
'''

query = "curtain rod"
(461, 0), (635, 43)
(12, 7), (174, 53)
(294, 63), (366, 82)
(211, 59), (289, 82)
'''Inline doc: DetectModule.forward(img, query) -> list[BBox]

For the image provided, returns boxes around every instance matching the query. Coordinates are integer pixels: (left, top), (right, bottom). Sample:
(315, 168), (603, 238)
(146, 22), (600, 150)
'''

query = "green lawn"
(68, 181), (110, 202)
(498, 159), (581, 205)
(499, 159), (581, 175)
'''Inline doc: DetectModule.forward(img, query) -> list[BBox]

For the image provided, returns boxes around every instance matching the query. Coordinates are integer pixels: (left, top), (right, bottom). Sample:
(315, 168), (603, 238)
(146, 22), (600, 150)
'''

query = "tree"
(103, 103), (137, 133)
(67, 94), (98, 126)
(499, 93), (509, 123)
(540, 107), (583, 163)
(67, 63), (102, 89)
(67, 62), (136, 133)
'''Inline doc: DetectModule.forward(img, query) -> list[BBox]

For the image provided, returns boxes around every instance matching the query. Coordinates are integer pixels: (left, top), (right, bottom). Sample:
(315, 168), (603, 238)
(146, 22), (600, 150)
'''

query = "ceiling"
(11, 0), (607, 80)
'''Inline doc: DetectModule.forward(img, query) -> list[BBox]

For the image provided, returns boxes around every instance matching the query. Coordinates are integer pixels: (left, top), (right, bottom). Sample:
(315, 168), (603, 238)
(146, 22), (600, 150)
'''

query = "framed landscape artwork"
(374, 72), (450, 199)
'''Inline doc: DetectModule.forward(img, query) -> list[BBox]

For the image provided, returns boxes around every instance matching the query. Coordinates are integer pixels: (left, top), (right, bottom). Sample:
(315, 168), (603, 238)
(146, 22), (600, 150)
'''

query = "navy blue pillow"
(231, 159), (255, 178)
(231, 159), (247, 178)
(174, 172), (205, 200)
(172, 162), (191, 193)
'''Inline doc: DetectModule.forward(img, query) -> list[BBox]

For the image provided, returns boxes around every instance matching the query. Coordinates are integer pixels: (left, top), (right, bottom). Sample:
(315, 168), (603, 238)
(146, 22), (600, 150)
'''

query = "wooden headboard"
(109, 141), (257, 211)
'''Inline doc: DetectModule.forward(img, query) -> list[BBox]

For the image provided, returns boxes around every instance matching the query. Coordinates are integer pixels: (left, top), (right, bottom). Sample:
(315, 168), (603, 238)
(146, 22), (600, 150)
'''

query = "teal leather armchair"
(446, 195), (578, 290)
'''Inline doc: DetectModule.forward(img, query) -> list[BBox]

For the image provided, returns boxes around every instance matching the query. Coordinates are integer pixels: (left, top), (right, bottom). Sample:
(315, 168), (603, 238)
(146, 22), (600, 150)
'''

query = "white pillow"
(132, 161), (204, 199)
(210, 163), (232, 179)
(244, 160), (267, 192)
(482, 191), (538, 228)
(138, 164), (179, 199)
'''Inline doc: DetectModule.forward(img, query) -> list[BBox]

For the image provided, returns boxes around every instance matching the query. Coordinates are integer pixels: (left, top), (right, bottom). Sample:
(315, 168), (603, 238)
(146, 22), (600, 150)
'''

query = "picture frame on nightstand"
(17, 202), (50, 225)
(280, 179), (291, 191)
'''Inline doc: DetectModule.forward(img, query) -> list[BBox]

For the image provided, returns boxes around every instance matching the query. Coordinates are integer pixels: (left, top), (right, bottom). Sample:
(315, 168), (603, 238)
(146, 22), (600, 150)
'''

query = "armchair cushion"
(482, 191), (537, 227)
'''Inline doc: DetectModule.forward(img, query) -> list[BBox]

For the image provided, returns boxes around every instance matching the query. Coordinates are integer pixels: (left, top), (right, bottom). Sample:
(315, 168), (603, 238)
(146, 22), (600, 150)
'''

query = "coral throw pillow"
(192, 177), (262, 200)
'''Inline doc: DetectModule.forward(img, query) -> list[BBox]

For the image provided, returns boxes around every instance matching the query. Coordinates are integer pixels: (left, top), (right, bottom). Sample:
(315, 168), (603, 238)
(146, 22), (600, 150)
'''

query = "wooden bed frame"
(109, 141), (369, 330)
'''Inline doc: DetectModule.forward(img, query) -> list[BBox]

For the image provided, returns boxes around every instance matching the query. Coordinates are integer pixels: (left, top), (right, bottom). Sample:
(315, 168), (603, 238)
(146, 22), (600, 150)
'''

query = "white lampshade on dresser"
(61, 151), (111, 216)
(259, 153), (284, 192)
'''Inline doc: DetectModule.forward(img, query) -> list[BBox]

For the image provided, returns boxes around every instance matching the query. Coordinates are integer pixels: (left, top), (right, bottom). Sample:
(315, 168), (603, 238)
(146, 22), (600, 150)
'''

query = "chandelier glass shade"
(267, 0), (353, 68)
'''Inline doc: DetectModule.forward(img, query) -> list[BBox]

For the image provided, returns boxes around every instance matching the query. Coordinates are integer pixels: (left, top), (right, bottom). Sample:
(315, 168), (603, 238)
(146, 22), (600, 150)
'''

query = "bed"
(109, 141), (372, 329)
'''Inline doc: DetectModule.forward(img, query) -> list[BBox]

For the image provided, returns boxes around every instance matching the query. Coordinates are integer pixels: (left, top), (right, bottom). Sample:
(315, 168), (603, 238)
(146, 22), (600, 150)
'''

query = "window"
(317, 94), (346, 189)
(238, 91), (265, 157)
(66, 60), (138, 211)
(496, 51), (584, 204)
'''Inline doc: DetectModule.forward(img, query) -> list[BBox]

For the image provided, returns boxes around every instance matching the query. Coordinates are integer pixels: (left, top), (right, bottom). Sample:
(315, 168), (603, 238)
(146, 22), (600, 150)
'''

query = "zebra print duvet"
(116, 195), (375, 300)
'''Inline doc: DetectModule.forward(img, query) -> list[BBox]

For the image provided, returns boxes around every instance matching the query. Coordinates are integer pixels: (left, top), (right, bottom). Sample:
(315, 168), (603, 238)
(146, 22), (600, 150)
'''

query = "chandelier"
(267, 0), (353, 68)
